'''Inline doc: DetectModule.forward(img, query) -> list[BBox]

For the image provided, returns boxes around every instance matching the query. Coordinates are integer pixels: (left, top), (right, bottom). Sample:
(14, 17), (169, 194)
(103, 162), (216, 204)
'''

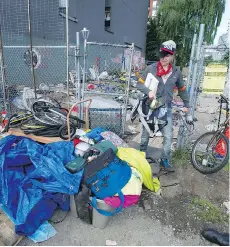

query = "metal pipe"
(84, 92), (126, 97)
(77, 32), (81, 100)
(122, 43), (135, 135)
(3, 46), (75, 48)
(0, 25), (7, 111)
(189, 24), (205, 117)
(66, 0), (69, 108)
(75, 32), (82, 119)
(82, 39), (87, 101)
(86, 42), (131, 48)
(187, 32), (197, 87)
(76, 32), (81, 101)
(28, 0), (37, 99)
(193, 46), (205, 109)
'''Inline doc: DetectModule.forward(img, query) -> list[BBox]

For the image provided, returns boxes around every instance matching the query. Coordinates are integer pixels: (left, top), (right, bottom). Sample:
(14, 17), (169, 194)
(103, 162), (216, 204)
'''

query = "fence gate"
(82, 42), (134, 136)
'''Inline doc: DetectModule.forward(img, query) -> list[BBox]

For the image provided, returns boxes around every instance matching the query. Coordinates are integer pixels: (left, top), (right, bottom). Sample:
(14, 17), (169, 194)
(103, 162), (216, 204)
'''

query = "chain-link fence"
(82, 42), (135, 135)
(0, 0), (69, 114)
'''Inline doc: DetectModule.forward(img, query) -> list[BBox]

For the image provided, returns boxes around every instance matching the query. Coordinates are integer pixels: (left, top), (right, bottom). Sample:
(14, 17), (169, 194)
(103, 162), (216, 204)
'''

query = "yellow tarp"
(117, 147), (160, 192)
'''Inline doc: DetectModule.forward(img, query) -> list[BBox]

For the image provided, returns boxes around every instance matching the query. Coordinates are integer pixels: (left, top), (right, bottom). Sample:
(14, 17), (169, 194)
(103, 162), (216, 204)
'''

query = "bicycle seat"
(201, 229), (229, 246)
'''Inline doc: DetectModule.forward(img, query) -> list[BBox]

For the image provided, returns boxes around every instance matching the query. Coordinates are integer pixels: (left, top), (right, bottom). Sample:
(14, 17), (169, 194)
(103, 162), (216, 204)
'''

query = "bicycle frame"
(67, 99), (92, 141)
(207, 95), (229, 152)
(217, 95), (229, 129)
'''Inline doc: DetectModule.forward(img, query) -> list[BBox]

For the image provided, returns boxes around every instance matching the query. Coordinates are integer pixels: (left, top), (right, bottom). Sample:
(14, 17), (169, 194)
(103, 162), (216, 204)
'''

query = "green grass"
(189, 197), (229, 224)
(171, 149), (190, 167)
(224, 162), (230, 171)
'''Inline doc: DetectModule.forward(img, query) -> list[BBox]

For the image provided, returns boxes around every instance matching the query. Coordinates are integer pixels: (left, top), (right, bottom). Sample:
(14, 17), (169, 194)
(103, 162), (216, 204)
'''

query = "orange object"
(215, 126), (230, 156)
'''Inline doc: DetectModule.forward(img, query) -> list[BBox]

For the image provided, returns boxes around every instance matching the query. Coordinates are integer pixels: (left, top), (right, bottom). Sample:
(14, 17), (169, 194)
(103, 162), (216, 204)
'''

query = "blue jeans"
(140, 108), (173, 160)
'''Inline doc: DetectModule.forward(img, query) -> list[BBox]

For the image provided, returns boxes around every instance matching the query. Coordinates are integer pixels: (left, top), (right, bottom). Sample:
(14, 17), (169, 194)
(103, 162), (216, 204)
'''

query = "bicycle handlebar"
(220, 94), (229, 103)
(172, 107), (186, 113)
(139, 95), (149, 101)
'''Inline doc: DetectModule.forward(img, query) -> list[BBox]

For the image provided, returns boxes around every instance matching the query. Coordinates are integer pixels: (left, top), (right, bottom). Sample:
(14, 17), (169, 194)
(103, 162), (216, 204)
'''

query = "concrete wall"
(68, 0), (105, 43)
(0, 0), (149, 52)
(68, 0), (149, 54)
(103, 0), (149, 53)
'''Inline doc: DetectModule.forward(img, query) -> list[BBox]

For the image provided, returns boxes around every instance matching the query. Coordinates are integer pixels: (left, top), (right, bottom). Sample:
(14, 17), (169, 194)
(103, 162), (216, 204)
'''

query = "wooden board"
(8, 128), (63, 144)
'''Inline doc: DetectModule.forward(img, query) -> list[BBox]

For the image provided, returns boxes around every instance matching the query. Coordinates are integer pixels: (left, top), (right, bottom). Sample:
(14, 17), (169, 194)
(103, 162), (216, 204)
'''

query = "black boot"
(201, 229), (229, 246)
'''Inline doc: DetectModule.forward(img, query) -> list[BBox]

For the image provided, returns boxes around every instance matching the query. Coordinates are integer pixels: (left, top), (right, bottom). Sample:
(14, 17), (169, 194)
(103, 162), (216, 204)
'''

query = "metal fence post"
(65, 0), (70, 108)
(189, 24), (205, 118)
(187, 32), (197, 87)
(75, 32), (82, 119)
(75, 32), (81, 101)
(193, 46), (205, 109)
(27, 0), (37, 99)
(0, 26), (7, 111)
(122, 43), (135, 135)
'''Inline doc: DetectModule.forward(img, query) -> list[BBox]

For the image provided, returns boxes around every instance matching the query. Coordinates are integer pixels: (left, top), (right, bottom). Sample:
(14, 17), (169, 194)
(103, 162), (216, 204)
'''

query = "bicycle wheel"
(32, 97), (61, 113)
(21, 119), (48, 131)
(58, 124), (76, 140)
(9, 113), (34, 128)
(34, 112), (61, 126)
(191, 131), (229, 174)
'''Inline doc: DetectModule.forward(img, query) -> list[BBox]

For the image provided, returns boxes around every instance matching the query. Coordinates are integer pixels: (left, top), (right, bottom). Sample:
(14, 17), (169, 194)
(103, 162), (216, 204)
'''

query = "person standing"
(137, 40), (193, 172)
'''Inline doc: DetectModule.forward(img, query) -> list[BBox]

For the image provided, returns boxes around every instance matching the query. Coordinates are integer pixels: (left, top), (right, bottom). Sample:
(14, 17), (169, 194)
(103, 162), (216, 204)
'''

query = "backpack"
(83, 148), (132, 216)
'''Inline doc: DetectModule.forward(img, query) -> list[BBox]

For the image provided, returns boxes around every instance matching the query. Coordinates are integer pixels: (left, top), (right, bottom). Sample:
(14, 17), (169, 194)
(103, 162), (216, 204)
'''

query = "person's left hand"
(186, 113), (193, 124)
(184, 107), (189, 113)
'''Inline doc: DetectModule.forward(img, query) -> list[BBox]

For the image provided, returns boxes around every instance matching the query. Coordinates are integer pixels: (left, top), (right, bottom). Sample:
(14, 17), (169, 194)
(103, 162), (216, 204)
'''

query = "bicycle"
(4, 101), (85, 140)
(191, 94), (229, 174)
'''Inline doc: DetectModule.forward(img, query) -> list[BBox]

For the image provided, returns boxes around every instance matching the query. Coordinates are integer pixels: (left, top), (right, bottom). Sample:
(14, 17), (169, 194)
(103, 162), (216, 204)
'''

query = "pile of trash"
(0, 126), (160, 242)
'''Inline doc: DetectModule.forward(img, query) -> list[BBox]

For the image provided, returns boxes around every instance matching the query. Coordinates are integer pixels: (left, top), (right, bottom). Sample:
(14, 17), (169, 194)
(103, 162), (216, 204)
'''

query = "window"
(105, 7), (111, 28)
(59, 0), (68, 8)
(152, 0), (158, 8)
(59, 0), (68, 14)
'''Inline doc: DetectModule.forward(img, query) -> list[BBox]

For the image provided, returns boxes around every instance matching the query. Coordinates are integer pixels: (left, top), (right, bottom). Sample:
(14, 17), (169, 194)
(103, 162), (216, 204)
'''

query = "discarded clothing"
(104, 195), (140, 208)
(115, 167), (143, 195)
(85, 127), (106, 142)
(116, 147), (160, 192)
(0, 135), (83, 236)
(0, 204), (57, 243)
(100, 131), (129, 148)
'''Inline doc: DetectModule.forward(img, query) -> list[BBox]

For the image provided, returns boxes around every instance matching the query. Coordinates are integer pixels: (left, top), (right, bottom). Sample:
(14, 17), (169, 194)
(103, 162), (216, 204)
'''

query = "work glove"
(186, 113), (193, 124)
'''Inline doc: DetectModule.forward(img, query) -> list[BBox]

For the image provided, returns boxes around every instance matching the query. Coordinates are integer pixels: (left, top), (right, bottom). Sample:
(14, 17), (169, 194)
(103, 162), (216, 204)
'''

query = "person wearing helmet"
(136, 40), (193, 172)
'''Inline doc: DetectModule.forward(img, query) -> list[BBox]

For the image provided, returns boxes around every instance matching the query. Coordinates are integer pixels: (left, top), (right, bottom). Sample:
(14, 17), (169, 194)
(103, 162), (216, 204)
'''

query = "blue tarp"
(0, 135), (83, 236)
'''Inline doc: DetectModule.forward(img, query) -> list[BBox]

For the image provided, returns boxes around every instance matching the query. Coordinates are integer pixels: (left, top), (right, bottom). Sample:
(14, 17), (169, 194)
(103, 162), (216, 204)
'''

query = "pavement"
(20, 206), (209, 246)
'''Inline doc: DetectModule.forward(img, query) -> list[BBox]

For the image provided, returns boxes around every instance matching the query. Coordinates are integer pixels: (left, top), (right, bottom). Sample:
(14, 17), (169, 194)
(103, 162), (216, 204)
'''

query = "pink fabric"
(104, 195), (140, 208)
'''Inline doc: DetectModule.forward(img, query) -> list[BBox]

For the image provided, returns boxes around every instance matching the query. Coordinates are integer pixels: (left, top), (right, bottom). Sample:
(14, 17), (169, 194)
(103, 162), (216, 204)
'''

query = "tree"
(147, 0), (226, 67)
(204, 55), (214, 65)
(223, 51), (229, 67)
(146, 18), (163, 62)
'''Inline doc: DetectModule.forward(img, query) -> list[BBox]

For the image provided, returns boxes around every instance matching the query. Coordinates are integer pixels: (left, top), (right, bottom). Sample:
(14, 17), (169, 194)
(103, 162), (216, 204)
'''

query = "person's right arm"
(136, 66), (155, 99)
